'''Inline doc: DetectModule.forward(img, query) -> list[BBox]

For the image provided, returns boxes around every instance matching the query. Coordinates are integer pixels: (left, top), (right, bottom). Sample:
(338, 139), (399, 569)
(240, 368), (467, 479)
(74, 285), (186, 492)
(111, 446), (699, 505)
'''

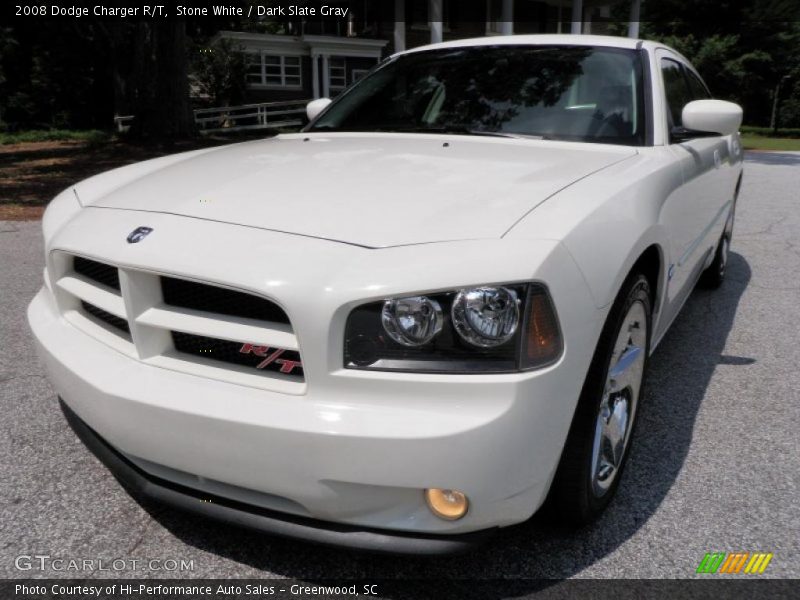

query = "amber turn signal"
(522, 289), (563, 369)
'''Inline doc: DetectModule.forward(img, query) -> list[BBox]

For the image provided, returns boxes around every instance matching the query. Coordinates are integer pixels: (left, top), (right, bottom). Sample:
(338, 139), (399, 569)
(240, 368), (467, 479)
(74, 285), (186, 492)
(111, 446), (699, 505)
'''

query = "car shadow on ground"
(131, 253), (752, 590)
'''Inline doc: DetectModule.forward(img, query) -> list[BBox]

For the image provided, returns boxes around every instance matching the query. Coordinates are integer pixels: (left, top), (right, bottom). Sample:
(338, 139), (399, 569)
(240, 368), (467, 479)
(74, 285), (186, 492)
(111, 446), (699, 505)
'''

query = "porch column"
(628, 0), (641, 38)
(321, 54), (330, 98)
(500, 0), (514, 36)
(394, 0), (406, 52)
(430, 0), (443, 44)
(571, 0), (583, 34)
(311, 53), (320, 99)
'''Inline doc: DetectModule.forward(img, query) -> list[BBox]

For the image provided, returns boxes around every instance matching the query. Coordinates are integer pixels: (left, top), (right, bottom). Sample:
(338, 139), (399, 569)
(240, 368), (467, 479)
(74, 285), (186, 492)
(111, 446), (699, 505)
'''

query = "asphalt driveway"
(1, 152), (798, 581)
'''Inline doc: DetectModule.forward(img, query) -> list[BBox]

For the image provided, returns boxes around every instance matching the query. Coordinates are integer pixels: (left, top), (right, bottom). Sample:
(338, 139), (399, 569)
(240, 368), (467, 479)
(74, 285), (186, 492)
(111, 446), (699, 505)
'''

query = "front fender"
(505, 150), (679, 310)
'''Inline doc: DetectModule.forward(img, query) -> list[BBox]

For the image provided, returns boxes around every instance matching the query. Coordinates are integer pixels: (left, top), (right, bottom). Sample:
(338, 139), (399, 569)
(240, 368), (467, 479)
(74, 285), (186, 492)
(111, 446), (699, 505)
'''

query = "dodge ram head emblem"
(127, 227), (153, 244)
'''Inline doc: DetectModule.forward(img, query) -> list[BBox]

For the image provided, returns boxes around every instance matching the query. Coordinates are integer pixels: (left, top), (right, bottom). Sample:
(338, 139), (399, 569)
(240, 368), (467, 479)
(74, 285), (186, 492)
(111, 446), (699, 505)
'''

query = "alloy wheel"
(590, 300), (647, 497)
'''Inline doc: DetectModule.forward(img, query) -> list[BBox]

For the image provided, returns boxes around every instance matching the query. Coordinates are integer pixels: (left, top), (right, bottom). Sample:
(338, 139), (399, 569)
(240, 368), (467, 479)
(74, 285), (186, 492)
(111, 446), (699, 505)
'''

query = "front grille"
(161, 277), (290, 325)
(55, 251), (304, 391)
(172, 332), (304, 380)
(80, 301), (130, 334)
(73, 256), (120, 290)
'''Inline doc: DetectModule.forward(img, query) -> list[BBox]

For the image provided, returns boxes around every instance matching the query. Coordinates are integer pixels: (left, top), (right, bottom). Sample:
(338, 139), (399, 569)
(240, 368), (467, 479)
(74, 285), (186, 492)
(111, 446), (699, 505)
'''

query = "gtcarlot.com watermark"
(14, 554), (195, 573)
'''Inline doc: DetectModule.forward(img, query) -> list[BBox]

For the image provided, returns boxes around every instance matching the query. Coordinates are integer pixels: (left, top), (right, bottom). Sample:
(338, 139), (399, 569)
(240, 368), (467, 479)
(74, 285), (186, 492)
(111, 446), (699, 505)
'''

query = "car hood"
(79, 133), (636, 248)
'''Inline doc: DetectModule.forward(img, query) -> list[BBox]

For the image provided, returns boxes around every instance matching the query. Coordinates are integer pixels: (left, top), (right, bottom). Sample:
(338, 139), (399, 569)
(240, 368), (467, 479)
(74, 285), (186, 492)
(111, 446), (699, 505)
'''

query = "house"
(217, 31), (388, 103)
(218, 0), (643, 104)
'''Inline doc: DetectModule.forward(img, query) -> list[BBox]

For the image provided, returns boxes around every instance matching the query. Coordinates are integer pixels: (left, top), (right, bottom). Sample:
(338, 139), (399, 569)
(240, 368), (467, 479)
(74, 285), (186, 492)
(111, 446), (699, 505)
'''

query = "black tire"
(699, 233), (729, 289)
(548, 273), (652, 526)
(700, 201), (736, 289)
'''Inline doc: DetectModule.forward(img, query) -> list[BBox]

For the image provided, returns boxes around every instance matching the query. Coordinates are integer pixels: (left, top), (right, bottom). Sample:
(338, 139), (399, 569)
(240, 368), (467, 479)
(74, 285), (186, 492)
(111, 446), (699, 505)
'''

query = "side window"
(661, 58), (692, 128)
(685, 69), (712, 101)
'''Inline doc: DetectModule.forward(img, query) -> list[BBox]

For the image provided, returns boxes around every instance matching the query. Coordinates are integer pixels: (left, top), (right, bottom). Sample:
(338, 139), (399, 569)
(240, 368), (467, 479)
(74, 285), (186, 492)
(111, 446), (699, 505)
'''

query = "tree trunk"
(770, 80), (781, 134)
(130, 19), (194, 141)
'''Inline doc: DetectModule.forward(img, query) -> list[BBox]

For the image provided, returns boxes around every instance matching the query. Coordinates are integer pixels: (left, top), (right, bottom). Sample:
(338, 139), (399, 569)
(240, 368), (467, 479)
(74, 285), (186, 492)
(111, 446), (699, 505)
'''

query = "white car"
(28, 35), (743, 554)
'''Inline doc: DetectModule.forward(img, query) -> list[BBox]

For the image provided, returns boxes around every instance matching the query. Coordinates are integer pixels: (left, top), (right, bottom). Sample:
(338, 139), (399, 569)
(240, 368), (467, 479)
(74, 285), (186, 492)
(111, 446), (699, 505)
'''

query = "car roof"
(397, 34), (649, 57)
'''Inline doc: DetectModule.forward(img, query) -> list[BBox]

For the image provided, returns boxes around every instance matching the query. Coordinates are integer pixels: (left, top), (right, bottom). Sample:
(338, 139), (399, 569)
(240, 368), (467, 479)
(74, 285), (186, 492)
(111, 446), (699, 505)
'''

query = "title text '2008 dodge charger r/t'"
(28, 35), (743, 554)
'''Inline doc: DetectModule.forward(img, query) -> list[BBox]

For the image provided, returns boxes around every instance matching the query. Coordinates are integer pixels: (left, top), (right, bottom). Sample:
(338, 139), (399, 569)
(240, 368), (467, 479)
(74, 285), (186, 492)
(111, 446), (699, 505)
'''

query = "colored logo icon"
(697, 552), (773, 574)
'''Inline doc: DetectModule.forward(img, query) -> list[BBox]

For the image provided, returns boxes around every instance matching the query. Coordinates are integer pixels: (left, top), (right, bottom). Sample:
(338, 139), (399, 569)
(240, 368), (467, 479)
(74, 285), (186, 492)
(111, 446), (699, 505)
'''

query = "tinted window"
(661, 58), (692, 127)
(685, 69), (711, 100)
(309, 46), (647, 146)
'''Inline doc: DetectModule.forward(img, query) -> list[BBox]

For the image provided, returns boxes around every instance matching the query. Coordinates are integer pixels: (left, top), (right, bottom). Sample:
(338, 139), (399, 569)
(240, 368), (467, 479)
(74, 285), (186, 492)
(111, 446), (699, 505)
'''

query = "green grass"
(740, 125), (800, 138)
(0, 129), (111, 145)
(741, 134), (800, 152)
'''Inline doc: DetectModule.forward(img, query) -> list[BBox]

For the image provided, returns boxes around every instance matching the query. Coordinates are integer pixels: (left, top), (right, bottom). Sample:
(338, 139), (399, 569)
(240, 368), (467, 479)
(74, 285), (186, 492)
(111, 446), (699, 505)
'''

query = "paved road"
(1, 153), (798, 582)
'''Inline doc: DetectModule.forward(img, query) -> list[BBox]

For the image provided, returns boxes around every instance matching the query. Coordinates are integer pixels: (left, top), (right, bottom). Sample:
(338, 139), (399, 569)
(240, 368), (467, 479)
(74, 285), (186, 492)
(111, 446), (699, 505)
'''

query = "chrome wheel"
(590, 300), (647, 497)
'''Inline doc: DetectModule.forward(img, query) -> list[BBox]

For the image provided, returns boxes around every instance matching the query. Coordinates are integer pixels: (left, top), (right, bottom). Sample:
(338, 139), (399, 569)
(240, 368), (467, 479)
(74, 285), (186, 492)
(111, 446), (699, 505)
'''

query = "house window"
(245, 53), (302, 88)
(329, 57), (347, 90)
(245, 53), (263, 86)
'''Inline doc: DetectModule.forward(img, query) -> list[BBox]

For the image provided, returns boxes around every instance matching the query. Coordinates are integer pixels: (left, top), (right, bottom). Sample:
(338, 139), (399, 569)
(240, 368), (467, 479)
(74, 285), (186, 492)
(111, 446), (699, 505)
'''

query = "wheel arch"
(630, 243), (664, 319)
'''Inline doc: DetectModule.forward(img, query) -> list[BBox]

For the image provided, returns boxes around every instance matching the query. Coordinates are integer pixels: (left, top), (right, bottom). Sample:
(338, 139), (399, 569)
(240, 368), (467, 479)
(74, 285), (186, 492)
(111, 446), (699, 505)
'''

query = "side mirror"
(681, 99), (743, 137)
(306, 98), (332, 122)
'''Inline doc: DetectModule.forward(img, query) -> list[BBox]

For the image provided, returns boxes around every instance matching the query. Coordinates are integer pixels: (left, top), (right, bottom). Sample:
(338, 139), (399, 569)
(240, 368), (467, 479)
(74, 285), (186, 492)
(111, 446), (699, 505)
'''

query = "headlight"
(344, 283), (562, 374)
(452, 287), (519, 347)
(381, 296), (443, 346)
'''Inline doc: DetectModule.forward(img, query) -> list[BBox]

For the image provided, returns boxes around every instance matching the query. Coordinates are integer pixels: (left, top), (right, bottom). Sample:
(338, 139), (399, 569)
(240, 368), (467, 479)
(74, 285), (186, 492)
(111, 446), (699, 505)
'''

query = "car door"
(657, 51), (732, 312)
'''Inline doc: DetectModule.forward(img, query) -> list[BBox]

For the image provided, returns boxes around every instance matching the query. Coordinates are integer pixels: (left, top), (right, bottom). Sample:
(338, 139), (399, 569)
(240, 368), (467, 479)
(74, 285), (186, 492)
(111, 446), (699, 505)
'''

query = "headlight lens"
(381, 296), (443, 346)
(344, 283), (562, 374)
(451, 287), (519, 347)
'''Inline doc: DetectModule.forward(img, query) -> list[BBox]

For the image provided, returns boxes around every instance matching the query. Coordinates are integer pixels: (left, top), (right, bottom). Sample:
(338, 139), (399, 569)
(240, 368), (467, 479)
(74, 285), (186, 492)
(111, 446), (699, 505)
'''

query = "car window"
(685, 68), (712, 101)
(309, 46), (647, 146)
(661, 58), (692, 128)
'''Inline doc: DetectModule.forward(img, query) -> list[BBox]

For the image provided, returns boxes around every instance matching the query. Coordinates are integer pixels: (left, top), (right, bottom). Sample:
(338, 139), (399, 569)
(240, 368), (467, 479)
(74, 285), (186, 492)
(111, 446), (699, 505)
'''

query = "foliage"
(641, 0), (800, 127)
(190, 37), (247, 106)
(2, 1), (800, 132)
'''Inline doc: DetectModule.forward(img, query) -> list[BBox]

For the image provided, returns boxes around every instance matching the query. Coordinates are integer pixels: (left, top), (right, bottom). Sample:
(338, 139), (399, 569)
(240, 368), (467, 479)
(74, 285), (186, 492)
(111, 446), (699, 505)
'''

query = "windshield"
(308, 45), (646, 146)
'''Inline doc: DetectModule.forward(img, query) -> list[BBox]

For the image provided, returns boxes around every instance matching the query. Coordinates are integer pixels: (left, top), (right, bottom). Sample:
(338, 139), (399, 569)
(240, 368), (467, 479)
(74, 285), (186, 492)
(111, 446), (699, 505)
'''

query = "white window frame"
(329, 57), (347, 90)
(245, 52), (303, 90)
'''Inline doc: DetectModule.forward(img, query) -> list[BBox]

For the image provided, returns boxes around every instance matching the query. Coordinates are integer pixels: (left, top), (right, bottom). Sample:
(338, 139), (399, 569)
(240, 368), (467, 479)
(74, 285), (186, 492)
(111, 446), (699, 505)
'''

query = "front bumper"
(60, 399), (492, 555)
(28, 209), (602, 549)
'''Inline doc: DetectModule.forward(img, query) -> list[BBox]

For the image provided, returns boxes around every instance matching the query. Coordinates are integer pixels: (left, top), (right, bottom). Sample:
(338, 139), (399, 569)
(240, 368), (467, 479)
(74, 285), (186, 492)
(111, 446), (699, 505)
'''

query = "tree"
(190, 37), (247, 107)
(641, 0), (800, 127)
(129, 19), (195, 140)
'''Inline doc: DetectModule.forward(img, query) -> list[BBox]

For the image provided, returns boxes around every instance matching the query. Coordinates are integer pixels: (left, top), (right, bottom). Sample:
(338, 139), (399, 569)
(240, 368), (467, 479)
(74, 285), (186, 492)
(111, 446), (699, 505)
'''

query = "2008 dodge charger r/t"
(27, 35), (743, 554)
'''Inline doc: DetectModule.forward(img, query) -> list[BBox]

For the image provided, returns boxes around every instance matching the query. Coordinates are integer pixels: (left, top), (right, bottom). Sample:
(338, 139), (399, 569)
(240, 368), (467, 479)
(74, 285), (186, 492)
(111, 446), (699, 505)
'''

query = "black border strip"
(638, 43), (656, 146)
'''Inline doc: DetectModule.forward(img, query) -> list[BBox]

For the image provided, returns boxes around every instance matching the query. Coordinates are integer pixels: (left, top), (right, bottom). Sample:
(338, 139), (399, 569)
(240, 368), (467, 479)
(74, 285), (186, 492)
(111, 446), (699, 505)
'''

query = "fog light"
(425, 488), (469, 520)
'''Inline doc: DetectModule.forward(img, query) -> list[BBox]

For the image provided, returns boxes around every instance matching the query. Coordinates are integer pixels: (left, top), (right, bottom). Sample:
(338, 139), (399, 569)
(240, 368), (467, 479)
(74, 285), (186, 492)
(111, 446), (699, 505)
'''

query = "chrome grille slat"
(57, 274), (127, 319)
(136, 305), (298, 350)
